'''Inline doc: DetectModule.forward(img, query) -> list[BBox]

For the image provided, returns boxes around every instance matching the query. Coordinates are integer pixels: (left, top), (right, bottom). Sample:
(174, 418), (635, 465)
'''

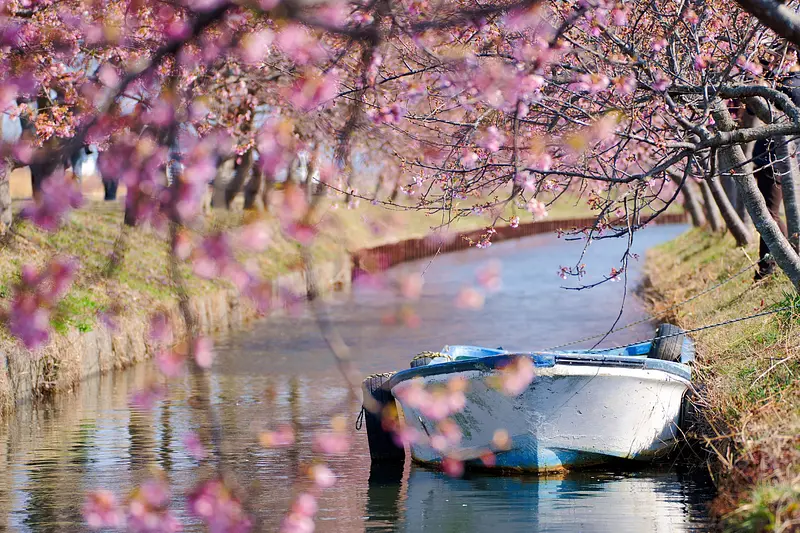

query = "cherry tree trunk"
(243, 165), (263, 210)
(712, 102), (800, 288)
(260, 174), (275, 213)
(305, 146), (319, 202)
(0, 159), (12, 234)
(224, 149), (254, 209)
(699, 179), (723, 232)
(211, 158), (235, 209)
(774, 136), (800, 252)
(710, 148), (752, 246)
(681, 180), (705, 228)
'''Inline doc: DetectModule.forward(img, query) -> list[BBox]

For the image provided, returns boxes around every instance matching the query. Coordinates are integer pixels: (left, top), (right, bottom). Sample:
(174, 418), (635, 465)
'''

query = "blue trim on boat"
(389, 344), (691, 389)
(413, 434), (669, 472)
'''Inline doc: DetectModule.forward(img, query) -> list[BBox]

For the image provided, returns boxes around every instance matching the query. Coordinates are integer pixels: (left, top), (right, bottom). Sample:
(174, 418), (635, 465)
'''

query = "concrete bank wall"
(352, 212), (688, 273)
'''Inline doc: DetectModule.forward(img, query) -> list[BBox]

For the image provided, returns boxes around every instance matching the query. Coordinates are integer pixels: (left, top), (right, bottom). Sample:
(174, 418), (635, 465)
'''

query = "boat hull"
(391, 359), (690, 473)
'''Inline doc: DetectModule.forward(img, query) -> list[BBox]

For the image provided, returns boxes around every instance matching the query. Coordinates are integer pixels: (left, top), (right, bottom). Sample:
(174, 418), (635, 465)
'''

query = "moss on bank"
(645, 229), (800, 532)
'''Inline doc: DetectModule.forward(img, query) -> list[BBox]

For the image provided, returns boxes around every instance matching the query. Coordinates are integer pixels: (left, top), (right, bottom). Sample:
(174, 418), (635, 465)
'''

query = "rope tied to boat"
(592, 303), (800, 353)
(544, 253), (769, 351)
(364, 372), (397, 379)
(411, 351), (451, 362)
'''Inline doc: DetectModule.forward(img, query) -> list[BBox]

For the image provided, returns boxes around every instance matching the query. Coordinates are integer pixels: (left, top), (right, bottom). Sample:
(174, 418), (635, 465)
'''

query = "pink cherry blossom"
(7, 258), (77, 350)
(441, 456), (464, 477)
(736, 56), (763, 76)
(651, 37), (668, 52)
(188, 479), (252, 533)
(276, 25), (326, 65)
(569, 73), (610, 94)
(652, 72), (672, 92)
(126, 477), (181, 533)
(20, 171), (83, 231)
(495, 356), (535, 396)
(478, 126), (505, 153)
(292, 493), (318, 517)
(312, 431), (350, 455)
(84, 490), (124, 529)
(259, 425), (295, 447)
(476, 261), (502, 291)
(526, 198), (548, 220)
(455, 287), (485, 309)
(149, 313), (174, 344)
(309, 464), (336, 488)
(193, 336), (214, 369)
(240, 30), (274, 63)
(612, 74), (637, 96)
(611, 6), (628, 26)
(182, 431), (208, 460)
(399, 273), (424, 300)
(693, 54), (711, 71)
(130, 383), (167, 410)
(289, 71), (339, 112)
(156, 349), (186, 377)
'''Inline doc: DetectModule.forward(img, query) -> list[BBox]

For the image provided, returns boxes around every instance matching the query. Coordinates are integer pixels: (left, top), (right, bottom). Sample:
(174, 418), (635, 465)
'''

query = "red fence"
(351, 212), (688, 279)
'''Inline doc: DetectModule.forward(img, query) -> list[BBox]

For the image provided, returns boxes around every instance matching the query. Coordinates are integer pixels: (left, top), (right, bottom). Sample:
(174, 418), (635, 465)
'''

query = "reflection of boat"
(394, 465), (711, 533)
(363, 325), (694, 473)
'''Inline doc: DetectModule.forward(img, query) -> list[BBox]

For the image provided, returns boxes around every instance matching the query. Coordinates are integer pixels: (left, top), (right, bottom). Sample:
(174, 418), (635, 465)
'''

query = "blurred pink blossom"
(188, 479), (251, 533)
(312, 431), (350, 455)
(130, 383), (167, 410)
(259, 425), (295, 447)
(149, 313), (174, 344)
(478, 126), (505, 153)
(156, 349), (186, 377)
(193, 336), (214, 369)
(496, 356), (535, 395)
(441, 456), (464, 477)
(182, 431), (208, 460)
(240, 30), (273, 63)
(476, 261), (502, 291)
(7, 258), (77, 350)
(309, 464), (336, 488)
(126, 477), (181, 533)
(276, 25), (327, 65)
(84, 490), (123, 529)
(20, 171), (83, 231)
(693, 54), (711, 71)
(290, 71), (339, 112)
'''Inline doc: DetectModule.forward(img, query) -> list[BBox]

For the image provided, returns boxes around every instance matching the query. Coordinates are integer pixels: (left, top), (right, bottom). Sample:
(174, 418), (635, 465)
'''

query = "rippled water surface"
(0, 224), (715, 532)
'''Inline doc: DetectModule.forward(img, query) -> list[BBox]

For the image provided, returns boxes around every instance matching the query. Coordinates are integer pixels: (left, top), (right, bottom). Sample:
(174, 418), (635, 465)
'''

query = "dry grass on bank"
(645, 229), (800, 532)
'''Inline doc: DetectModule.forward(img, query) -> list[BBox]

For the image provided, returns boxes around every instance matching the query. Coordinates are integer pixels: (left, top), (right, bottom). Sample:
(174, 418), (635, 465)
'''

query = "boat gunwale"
(387, 351), (692, 389)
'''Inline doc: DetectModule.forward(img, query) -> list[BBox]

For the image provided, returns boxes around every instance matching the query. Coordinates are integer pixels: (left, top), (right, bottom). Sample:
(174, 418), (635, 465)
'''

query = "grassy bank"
(1, 177), (620, 342)
(645, 229), (799, 532)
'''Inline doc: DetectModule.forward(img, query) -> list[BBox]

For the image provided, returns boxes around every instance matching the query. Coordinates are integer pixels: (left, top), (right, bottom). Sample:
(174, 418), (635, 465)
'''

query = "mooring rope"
(411, 351), (450, 361)
(589, 303), (797, 353)
(543, 253), (767, 351)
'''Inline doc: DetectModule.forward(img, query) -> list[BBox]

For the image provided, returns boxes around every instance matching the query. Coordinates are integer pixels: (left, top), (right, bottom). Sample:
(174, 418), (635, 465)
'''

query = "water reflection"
(363, 465), (714, 533)
(0, 225), (716, 532)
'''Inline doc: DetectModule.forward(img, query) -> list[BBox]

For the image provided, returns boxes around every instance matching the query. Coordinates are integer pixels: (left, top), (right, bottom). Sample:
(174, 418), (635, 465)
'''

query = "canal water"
(0, 224), (715, 532)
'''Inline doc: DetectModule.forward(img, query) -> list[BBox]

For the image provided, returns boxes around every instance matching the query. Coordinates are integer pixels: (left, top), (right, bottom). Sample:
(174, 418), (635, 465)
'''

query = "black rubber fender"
(649, 323), (685, 362)
(362, 373), (405, 463)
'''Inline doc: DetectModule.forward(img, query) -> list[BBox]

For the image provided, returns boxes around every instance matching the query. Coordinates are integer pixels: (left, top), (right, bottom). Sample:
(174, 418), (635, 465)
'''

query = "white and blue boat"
(362, 324), (695, 473)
